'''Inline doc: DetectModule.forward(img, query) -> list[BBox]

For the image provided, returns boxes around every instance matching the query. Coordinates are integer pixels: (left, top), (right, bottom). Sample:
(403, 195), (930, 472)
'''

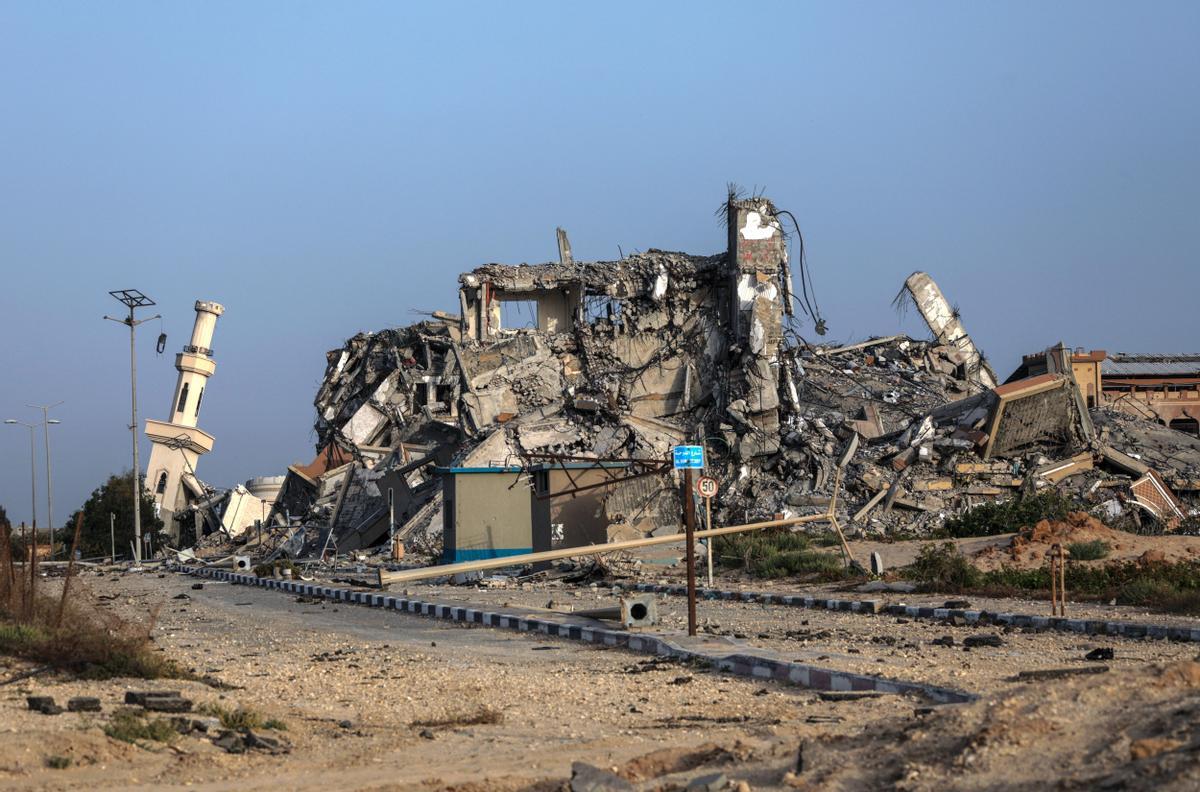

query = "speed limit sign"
(696, 475), (718, 499)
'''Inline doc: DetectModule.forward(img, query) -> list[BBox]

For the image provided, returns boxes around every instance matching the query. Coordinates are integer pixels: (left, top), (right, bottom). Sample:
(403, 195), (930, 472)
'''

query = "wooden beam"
(852, 488), (888, 523)
(813, 335), (904, 357)
(377, 513), (832, 587)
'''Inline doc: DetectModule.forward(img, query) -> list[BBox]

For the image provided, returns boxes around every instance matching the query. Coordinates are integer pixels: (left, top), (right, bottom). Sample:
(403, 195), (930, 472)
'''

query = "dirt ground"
(3, 567), (1200, 790)
(973, 512), (1200, 570)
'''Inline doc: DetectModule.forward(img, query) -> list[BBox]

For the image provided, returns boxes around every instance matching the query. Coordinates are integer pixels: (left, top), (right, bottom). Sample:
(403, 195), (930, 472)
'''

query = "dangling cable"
(775, 209), (827, 335)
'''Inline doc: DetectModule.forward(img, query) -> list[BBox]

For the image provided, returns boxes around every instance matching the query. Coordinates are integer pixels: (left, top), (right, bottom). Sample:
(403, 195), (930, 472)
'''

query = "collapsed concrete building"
(230, 193), (1198, 565)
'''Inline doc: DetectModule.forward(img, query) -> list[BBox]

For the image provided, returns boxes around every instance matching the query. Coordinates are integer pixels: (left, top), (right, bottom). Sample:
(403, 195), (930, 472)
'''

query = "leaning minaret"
(144, 300), (224, 538)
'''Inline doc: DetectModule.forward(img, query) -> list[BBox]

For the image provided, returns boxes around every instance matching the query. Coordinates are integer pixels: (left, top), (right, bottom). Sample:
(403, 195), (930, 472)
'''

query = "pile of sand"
(972, 511), (1200, 571)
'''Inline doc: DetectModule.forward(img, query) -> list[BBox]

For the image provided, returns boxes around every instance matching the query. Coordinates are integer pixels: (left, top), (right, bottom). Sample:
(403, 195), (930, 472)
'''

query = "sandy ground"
(3, 567), (1200, 790)
(415, 578), (1198, 697)
(974, 512), (1200, 570)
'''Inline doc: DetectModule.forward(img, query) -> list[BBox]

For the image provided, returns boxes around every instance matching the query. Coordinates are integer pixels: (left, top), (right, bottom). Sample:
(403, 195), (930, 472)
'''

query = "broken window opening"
(1169, 418), (1199, 437)
(195, 387), (204, 417)
(155, 471), (168, 495)
(584, 295), (622, 326)
(176, 383), (190, 415)
(498, 298), (539, 330)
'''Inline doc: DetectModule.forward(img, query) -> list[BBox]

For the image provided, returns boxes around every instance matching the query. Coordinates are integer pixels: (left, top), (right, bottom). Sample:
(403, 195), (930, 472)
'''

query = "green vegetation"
(903, 541), (1200, 614)
(103, 710), (178, 744)
(197, 702), (287, 731)
(1067, 539), (1111, 561)
(714, 529), (850, 580)
(197, 702), (260, 730)
(62, 471), (164, 559)
(906, 542), (982, 592)
(45, 756), (72, 769)
(936, 491), (1073, 538)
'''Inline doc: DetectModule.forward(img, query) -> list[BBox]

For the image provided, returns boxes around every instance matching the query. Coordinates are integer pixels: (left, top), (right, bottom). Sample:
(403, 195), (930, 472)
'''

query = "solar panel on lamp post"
(104, 289), (160, 565)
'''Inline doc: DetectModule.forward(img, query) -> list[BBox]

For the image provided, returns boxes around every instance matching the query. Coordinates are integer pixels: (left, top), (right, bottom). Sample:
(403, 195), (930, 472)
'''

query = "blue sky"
(1, 2), (1198, 528)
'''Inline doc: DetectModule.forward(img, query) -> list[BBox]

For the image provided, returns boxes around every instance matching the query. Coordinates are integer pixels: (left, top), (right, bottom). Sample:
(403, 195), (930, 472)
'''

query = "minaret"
(145, 300), (224, 538)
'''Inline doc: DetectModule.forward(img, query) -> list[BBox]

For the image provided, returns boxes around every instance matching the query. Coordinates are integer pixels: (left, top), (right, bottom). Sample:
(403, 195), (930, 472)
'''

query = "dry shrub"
(0, 561), (183, 679)
(196, 705), (270, 729)
(412, 706), (504, 730)
(103, 709), (178, 743)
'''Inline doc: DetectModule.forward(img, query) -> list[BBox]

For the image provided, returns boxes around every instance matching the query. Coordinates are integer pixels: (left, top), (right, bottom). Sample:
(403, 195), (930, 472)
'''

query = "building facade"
(1009, 348), (1200, 436)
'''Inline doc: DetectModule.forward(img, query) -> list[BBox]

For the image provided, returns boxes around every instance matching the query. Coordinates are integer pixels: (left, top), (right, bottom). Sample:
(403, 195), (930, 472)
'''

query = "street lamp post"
(4, 420), (38, 547)
(105, 289), (160, 566)
(28, 403), (62, 556)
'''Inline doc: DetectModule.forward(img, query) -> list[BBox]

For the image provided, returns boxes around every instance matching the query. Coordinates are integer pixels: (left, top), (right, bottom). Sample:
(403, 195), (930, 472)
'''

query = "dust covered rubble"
(229, 194), (1196, 564)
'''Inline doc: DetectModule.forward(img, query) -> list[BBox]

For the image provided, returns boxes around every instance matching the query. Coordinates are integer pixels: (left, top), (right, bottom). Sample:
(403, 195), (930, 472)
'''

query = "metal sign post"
(673, 445), (704, 637)
(388, 487), (395, 542)
(696, 475), (718, 587)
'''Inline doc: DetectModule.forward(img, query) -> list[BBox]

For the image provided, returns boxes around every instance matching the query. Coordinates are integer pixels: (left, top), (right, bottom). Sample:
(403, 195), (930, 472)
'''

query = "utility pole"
(28, 403), (62, 556)
(110, 512), (116, 562)
(4, 420), (38, 543)
(682, 467), (698, 636)
(105, 289), (159, 566)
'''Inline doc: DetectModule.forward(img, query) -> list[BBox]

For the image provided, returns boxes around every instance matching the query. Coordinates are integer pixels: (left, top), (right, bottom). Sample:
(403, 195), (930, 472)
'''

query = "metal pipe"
(682, 467), (697, 637)
(571, 606), (621, 621)
(129, 305), (142, 564)
(28, 403), (62, 557)
(27, 426), (37, 539)
(106, 290), (158, 566)
(5, 421), (38, 538)
(377, 512), (831, 587)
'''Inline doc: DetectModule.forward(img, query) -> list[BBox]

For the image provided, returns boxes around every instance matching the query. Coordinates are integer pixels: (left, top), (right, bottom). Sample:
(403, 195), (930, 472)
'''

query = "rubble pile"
(194, 193), (1196, 564)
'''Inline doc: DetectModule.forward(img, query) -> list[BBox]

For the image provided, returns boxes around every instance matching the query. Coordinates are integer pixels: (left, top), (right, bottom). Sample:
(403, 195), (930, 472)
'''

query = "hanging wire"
(775, 208), (826, 335)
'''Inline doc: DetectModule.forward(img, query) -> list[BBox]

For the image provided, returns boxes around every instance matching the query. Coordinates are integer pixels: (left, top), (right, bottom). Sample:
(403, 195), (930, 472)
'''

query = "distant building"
(1008, 348), (1200, 436)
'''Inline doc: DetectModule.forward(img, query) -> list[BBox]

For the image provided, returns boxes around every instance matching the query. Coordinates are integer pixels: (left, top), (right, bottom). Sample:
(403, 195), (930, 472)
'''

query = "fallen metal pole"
(377, 513), (831, 587)
(571, 606), (621, 621)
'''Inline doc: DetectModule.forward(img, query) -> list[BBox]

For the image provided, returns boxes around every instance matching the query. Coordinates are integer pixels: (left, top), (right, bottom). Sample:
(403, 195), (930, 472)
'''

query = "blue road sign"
(672, 445), (705, 469)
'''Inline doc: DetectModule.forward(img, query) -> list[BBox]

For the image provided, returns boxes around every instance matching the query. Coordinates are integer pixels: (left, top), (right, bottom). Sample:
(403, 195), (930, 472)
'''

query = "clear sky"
(1, 1), (1198, 528)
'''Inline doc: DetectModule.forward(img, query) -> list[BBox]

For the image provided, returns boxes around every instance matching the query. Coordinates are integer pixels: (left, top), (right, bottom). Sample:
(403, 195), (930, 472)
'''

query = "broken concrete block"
(245, 729), (289, 754)
(27, 696), (59, 714)
(570, 761), (634, 792)
(67, 697), (101, 713)
(126, 690), (192, 712)
(212, 730), (247, 754)
(686, 773), (729, 792)
(963, 634), (1003, 648)
(890, 448), (917, 472)
(124, 691), (182, 706)
(143, 697), (193, 713)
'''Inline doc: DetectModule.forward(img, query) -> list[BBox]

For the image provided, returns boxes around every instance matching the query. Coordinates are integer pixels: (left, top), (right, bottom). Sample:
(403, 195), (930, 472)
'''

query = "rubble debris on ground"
(171, 191), (1197, 569)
